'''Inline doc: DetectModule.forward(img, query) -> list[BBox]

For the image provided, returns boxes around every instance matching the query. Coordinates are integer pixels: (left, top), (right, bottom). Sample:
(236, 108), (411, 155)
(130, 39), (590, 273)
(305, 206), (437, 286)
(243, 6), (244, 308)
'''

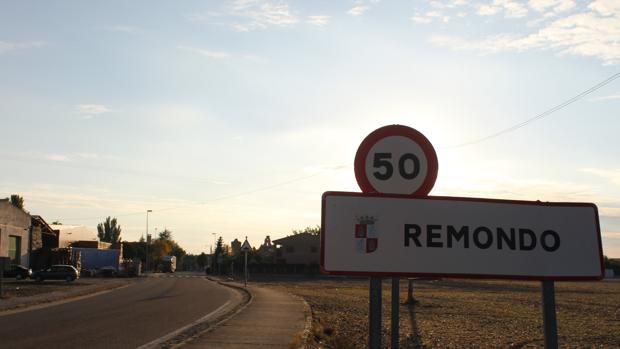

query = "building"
(231, 238), (241, 256)
(256, 235), (276, 263)
(31, 215), (59, 251)
(0, 199), (31, 267)
(273, 233), (319, 265)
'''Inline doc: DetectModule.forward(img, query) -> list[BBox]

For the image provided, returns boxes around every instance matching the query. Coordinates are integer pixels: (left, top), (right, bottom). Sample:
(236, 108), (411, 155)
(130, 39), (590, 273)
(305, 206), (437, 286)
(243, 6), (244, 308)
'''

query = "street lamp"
(145, 210), (152, 273)
(212, 232), (217, 274)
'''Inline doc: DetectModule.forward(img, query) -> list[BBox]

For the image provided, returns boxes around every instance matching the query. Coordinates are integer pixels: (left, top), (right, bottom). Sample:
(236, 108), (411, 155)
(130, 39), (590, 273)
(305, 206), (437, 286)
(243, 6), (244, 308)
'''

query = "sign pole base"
(369, 277), (382, 349)
(0, 257), (4, 299)
(542, 280), (558, 349)
(244, 250), (248, 288)
(391, 277), (399, 349)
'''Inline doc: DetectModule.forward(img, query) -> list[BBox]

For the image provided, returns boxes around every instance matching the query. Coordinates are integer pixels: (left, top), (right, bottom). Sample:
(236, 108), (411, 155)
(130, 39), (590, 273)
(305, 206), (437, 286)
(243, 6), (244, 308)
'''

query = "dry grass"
(258, 278), (620, 348)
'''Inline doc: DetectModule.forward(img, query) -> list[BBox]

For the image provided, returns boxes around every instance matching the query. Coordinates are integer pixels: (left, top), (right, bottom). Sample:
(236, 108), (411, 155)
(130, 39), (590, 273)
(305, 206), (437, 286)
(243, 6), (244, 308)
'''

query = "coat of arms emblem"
(355, 215), (378, 253)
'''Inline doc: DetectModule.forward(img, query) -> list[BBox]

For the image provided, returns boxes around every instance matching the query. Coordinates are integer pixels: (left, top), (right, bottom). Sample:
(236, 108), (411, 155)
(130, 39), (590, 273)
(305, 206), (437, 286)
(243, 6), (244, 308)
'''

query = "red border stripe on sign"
(354, 125), (439, 197)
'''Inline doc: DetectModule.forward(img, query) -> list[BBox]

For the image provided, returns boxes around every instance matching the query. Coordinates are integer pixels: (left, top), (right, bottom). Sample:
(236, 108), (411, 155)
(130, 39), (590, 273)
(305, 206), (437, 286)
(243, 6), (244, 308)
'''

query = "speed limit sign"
(354, 125), (438, 196)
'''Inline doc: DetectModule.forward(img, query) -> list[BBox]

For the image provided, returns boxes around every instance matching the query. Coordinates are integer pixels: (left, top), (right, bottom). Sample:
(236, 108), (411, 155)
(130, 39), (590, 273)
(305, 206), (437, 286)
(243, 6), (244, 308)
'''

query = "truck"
(162, 255), (176, 273)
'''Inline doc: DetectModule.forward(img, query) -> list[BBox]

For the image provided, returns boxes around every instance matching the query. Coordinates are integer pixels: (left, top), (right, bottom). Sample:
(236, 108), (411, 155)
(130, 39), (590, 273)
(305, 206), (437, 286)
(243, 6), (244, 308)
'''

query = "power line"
(447, 71), (620, 149)
(60, 172), (325, 222)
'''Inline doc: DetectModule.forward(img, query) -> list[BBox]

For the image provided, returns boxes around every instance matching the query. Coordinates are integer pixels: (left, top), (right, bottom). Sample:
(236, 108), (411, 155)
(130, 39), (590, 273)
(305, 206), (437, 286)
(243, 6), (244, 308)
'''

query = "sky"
(1, 0), (619, 257)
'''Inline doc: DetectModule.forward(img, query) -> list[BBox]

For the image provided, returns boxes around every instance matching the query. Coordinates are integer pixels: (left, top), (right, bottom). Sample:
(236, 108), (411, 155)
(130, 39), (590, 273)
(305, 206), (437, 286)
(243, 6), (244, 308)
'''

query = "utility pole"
(241, 237), (251, 287)
(212, 233), (217, 274)
(145, 210), (152, 273)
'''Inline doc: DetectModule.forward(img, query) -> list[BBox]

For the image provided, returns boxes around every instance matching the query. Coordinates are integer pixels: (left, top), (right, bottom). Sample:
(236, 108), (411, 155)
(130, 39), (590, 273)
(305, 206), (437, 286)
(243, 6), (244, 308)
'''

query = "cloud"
(430, 0), (620, 65)
(186, 12), (222, 22)
(348, 5), (370, 16)
(412, 10), (451, 23)
(430, 33), (539, 53)
(46, 154), (69, 162)
(604, 231), (620, 238)
(178, 45), (230, 59)
(75, 104), (110, 115)
(227, 0), (298, 31)
(303, 164), (350, 173)
(477, 4), (502, 15)
(582, 168), (620, 186)
(307, 15), (330, 26)
(477, 0), (529, 18)
(588, 93), (620, 101)
(106, 25), (140, 33)
(44, 153), (101, 162)
(529, 0), (576, 13)
(187, 1), (298, 31)
(429, 0), (468, 9)
(600, 207), (620, 218)
(412, 14), (433, 23)
(76, 153), (99, 159)
(588, 0), (620, 16)
(0, 40), (46, 54)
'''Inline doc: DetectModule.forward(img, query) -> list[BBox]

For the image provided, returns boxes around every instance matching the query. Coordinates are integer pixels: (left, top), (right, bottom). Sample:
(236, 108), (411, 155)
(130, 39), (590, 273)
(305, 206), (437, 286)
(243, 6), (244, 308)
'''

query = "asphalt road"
(0, 274), (235, 349)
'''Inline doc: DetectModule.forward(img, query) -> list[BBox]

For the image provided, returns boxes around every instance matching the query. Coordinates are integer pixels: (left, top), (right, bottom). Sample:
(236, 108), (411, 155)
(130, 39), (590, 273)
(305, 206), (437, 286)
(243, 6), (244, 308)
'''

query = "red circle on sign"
(354, 124), (438, 196)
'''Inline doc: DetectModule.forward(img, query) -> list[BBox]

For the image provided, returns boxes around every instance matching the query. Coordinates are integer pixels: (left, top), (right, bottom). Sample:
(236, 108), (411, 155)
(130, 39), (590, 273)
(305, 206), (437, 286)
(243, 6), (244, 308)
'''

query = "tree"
(122, 240), (146, 261)
(152, 239), (172, 259)
(197, 252), (208, 269)
(214, 236), (225, 257)
(10, 194), (24, 209)
(51, 220), (62, 225)
(292, 225), (320, 236)
(171, 241), (186, 259)
(156, 229), (185, 259)
(97, 216), (122, 243)
(604, 255), (620, 274)
(159, 229), (172, 241)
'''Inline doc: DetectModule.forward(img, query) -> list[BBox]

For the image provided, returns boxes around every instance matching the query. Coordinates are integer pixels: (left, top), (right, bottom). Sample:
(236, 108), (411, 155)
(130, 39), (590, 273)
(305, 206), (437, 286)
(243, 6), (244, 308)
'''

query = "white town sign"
(321, 192), (603, 280)
(321, 124), (604, 280)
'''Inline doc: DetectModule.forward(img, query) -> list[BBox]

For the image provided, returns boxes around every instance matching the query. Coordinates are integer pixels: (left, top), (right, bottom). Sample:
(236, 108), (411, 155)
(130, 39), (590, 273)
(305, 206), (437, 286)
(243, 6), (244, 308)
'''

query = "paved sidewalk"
(184, 284), (308, 349)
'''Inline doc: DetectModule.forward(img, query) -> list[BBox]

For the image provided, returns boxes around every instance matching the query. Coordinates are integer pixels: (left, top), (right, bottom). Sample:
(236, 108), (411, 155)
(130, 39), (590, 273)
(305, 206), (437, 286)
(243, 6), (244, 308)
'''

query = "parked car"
(3, 265), (32, 280)
(33, 265), (80, 282)
(99, 266), (117, 277)
(80, 268), (97, 277)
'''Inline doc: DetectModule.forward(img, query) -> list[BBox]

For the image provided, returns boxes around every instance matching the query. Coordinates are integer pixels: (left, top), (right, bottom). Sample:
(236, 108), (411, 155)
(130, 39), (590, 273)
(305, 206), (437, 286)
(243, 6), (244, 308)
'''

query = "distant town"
(1, 194), (321, 278)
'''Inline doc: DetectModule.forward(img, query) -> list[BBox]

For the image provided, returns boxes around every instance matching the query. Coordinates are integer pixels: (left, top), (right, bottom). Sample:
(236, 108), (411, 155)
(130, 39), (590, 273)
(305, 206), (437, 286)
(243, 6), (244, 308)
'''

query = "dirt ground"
(257, 277), (620, 348)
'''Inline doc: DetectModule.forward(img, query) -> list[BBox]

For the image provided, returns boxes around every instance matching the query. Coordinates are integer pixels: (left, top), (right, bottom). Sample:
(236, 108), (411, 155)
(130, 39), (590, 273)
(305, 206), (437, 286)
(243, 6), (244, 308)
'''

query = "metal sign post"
(241, 237), (251, 288)
(369, 277), (382, 349)
(542, 281), (558, 348)
(0, 257), (4, 299)
(391, 277), (400, 349)
(244, 250), (248, 287)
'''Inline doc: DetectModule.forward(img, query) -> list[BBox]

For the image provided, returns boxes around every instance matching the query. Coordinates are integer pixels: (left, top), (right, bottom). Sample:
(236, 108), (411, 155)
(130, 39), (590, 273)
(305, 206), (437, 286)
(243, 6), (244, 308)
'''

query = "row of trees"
(93, 215), (194, 271)
(9, 194), (24, 209)
(122, 229), (187, 271)
(604, 255), (620, 274)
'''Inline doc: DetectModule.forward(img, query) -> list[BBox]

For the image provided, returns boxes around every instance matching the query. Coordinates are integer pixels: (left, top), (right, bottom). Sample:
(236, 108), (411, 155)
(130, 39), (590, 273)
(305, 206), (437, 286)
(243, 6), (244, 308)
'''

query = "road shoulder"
(0, 278), (134, 315)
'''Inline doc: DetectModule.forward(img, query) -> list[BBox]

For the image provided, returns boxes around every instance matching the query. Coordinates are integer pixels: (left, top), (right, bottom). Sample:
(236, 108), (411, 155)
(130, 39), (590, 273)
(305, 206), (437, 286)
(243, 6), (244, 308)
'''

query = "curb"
(293, 293), (313, 349)
(208, 278), (314, 348)
(155, 277), (254, 349)
(205, 279), (313, 349)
